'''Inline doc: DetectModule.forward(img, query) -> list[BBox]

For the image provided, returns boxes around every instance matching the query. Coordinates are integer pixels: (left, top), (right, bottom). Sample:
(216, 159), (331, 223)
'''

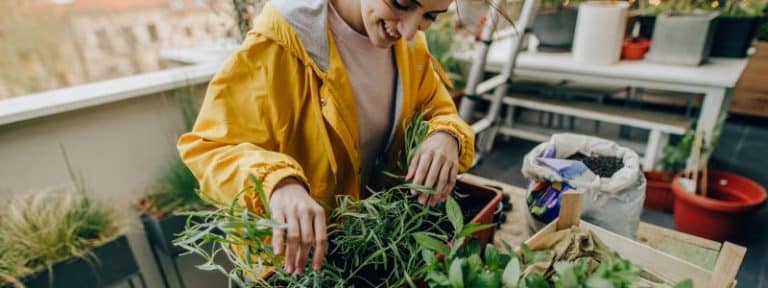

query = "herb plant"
(0, 177), (128, 285)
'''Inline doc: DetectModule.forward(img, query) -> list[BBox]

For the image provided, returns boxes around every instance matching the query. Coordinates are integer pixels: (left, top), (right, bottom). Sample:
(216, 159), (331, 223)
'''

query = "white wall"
(0, 77), (229, 287)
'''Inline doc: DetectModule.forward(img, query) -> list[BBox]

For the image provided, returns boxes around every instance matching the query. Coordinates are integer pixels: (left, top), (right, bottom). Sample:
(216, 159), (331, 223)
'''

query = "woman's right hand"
(269, 178), (327, 275)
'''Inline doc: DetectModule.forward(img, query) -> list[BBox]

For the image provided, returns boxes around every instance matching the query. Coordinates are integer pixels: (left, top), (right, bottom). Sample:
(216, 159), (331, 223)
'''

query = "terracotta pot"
(643, 171), (675, 211)
(672, 171), (767, 241)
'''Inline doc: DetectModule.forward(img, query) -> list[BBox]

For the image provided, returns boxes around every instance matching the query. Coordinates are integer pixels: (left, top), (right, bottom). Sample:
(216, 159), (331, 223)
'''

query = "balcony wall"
(0, 62), (228, 288)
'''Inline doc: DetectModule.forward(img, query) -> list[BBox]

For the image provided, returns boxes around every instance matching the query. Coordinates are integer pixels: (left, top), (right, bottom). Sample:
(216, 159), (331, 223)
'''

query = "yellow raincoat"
(177, 2), (474, 216)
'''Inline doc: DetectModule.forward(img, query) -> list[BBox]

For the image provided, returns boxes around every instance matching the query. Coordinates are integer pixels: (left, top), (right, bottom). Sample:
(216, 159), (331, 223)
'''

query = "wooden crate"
(525, 192), (747, 288)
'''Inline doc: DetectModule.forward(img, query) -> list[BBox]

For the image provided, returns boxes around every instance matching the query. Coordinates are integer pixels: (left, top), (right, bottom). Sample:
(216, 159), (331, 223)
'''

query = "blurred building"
(0, 0), (239, 99)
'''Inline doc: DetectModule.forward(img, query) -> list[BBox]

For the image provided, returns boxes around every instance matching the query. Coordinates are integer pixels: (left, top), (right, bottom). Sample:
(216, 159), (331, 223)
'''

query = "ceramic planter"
(572, 1), (630, 65)
(645, 12), (719, 65)
(533, 6), (579, 51)
(710, 16), (762, 58)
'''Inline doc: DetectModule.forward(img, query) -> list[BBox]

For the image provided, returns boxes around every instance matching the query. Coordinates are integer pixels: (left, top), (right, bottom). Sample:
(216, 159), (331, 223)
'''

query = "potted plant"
(172, 113), (503, 287)
(643, 130), (696, 211)
(532, 0), (582, 51)
(136, 160), (208, 258)
(708, 0), (766, 57)
(671, 171), (767, 241)
(572, 1), (631, 65)
(0, 179), (137, 288)
(645, 0), (720, 65)
(426, 15), (470, 107)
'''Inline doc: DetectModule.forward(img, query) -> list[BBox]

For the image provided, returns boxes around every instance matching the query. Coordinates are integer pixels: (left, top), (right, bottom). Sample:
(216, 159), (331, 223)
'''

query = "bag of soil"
(521, 133), (646, 238)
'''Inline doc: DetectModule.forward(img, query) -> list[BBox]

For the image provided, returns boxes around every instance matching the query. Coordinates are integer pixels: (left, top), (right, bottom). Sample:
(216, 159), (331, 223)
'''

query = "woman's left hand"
(406, 131), (460, 206)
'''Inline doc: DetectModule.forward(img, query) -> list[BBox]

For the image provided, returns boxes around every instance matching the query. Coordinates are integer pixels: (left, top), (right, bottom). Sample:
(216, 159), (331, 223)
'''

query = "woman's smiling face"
(360, 0), (452, 48)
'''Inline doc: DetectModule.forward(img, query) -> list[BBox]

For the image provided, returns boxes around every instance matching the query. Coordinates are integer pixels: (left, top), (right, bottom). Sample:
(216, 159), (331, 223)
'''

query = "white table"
(469, 39), (750, 164)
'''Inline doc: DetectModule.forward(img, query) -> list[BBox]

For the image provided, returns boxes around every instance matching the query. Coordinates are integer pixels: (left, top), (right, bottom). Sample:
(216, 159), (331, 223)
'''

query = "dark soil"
(567, 153), (624, 178)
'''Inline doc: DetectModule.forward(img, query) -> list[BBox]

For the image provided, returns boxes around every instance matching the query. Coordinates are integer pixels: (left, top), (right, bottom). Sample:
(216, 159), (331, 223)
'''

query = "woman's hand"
(406, 131), (460, 206)
(270, 178), (327, 275)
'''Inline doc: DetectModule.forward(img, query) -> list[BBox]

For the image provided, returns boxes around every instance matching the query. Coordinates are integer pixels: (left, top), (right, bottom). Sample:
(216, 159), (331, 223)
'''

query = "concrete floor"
(470, 115), (768, 287)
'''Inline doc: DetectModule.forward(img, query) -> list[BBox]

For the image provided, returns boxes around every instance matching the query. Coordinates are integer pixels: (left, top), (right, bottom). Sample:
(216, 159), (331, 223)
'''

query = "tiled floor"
(470, 116), (768, 287)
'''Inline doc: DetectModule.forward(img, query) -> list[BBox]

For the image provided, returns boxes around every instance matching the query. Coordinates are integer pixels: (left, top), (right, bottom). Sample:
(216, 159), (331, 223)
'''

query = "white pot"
(572, 1), (629, 65)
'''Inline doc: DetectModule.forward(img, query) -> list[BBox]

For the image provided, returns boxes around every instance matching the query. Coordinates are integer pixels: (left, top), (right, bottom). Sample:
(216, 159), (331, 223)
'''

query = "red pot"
(621, 38), (651, 60)
(643, 171), (675, 211)
(672, 171), (767, 242)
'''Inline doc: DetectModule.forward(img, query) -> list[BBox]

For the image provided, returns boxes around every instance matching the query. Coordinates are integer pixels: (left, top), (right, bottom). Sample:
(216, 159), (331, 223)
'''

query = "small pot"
(646, 12), (719, 66)
(532, 6), (579, 51)
(621, 38), (651, 60)
(141, 213), (190, 257)
(672, 171), (767, 241)
(572, 1), (630, 65)
(643, 171), (675, 211)
(710, 16), (762, 58)
(637, 15), (657, 39)
(454, 180), (503, 246)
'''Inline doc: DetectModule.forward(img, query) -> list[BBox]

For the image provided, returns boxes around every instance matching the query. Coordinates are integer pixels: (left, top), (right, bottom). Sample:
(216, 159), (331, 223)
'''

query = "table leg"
(694, 88), (731, 170)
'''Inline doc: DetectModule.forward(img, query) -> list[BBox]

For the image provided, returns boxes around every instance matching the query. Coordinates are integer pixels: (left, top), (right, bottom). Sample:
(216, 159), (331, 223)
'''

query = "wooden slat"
(582, 221), (712, 287)
(636, 222), (721, 270)
(709, 242), (747, 288)
(556, 191), (583, 230)
(498, 93), (693, 134)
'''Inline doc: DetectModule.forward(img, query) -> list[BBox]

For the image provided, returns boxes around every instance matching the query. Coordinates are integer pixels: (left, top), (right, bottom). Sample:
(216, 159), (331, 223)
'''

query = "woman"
(177, 0), (474, 277)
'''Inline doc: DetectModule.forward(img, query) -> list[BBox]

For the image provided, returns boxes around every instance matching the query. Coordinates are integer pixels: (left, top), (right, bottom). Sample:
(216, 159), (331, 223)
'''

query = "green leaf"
(447, 197), (464, 234)
(553, 261), (579, 287)
(470, 270), (502, 288)
(485, 245), (502, 270)
(249, 174), (271, 217)
(423, 248), (439, 265)
(522, 273), (549, 288)
(467, 254), (484, 276)
(502, 256), (521, 288)
(413, 232), (450, 256)
(449, 258), (465, 288)
(459, 223), (496, 238)
(461, 238), (482, 258)
(674, 279), (694, 288)
(585, 276), (613, 288)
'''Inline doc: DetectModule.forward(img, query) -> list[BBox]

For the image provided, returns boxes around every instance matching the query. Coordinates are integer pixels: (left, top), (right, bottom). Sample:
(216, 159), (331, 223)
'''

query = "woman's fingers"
(312, 206), (328, 271)
(411, 153), (433, 203)
(439, 164), (457, 203)
(271, 208), (285, 256)
(432, 162), (453, 206)
(284, 213), (300, 274)
(295, 208), (314, 275)
(424, 156), (445, 206)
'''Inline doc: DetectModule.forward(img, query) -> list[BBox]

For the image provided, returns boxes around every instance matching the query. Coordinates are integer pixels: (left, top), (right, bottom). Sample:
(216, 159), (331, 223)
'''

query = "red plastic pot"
(644, 171), (675, 212)
(672, 171), (767, 242)
(621, 38), (651, 60)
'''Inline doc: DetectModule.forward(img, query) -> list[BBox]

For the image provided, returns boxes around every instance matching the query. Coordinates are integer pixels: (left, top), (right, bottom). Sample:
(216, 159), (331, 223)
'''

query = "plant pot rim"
(671, 171), (767, 212)
(579, 1), (629, 8)
(537, 5), (579, 13)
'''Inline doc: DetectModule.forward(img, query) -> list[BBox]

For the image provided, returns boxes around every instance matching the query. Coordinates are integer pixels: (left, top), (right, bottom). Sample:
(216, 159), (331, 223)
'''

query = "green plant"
(758, 21), (768, 40)
(0, 182), (128, 284)
(540, 0), (582, 9)
(659, 114), (725, 173)
(425, 17), (468, 92)
(718, 0), (767, 16)
(140, 87), (207, 217)
(175, 112), (465, 287)
(140, 161), (206, 217)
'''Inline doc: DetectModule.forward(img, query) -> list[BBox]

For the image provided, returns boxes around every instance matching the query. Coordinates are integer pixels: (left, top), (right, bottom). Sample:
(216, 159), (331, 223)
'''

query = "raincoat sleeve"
(177, 34), (309, 214)
(417, 35), (476, 173)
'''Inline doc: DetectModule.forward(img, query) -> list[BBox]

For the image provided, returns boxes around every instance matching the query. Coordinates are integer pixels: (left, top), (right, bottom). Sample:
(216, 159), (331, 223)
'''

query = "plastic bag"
(521, 133), (646, 239)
